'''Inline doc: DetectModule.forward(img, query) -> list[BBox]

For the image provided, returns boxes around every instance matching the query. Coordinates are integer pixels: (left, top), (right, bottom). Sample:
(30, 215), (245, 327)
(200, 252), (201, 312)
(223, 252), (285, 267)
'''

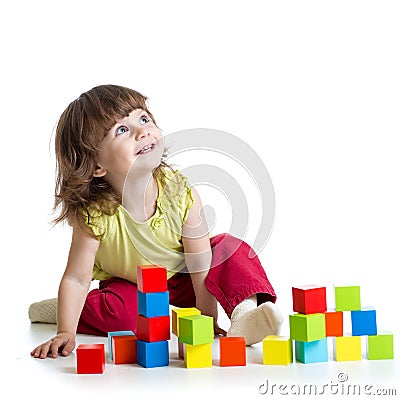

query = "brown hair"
(53, 84), (171, 233)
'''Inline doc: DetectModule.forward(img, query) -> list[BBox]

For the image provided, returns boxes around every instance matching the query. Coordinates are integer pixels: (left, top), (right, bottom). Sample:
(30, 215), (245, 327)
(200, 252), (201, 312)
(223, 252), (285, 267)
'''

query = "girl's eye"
(140, 115), (149, 125)
(116, 126), (129, 135)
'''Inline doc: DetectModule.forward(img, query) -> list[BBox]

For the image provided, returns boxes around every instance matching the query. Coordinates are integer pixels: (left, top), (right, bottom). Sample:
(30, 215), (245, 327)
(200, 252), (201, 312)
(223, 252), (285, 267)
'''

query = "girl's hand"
(196, 300), (226, 336)
(30, 331), (76, 359)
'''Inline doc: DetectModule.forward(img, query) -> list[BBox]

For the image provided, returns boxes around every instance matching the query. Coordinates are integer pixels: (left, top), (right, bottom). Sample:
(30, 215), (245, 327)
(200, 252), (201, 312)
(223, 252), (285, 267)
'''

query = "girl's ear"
(93, 164), (107, 177)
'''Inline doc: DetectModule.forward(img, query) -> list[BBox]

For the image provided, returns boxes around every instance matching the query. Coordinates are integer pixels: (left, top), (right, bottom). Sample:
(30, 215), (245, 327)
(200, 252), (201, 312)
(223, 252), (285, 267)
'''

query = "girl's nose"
(135, 127), (150, 140)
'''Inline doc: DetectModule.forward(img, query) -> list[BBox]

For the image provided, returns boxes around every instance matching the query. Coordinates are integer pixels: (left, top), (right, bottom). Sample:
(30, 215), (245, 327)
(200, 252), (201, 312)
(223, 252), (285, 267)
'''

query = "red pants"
(77, 233), (277, 336)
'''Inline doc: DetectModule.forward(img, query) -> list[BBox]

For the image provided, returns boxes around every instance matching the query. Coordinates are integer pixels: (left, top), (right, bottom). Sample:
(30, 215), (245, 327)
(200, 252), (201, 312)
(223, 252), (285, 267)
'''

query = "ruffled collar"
(121, 173), (169, 230)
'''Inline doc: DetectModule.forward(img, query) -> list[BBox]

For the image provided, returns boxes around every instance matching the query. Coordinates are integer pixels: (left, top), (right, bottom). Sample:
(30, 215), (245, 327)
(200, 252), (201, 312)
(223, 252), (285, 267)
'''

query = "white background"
(1, 0), (400, 396)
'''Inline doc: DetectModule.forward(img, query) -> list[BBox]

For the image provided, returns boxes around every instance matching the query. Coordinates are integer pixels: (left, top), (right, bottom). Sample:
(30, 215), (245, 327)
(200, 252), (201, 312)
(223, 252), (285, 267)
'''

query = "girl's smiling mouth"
(136, 142), (156, 155)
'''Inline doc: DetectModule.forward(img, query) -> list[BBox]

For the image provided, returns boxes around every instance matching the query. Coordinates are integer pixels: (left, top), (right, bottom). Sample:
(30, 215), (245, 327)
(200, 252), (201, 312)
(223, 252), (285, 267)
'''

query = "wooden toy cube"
(289, 313), (326, 342)
(324, 310), (343, 337)
(351, 308), (377, 336)
(367, 332), (394, 360)
(107, 330), (134, 360)
(219, 336), (246, 366)
(334, 285), (361, 311)
(137, 265), (167, 293)
(295, 338), (328, 364)
(76, 344), (105, 374)
(178, 315), (214, 345)
(171, 307), (201, 336)
(184, 343), (212, 368)
(136, 315), (171, 342)
(178, 341), (184, 359)
(138, 291), (169, 317)
(112, 335), (137, 364)
(137, 339), (169, 368)
(263, 336), (292, 365)
(334, 336), (362, 361)
(292, 285), (327, 314)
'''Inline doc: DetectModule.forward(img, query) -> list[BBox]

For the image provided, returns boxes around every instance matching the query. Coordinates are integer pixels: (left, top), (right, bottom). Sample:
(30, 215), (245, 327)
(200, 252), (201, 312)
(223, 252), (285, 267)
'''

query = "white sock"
(29, 298), (57, 324)
(227, 300), (283, 345)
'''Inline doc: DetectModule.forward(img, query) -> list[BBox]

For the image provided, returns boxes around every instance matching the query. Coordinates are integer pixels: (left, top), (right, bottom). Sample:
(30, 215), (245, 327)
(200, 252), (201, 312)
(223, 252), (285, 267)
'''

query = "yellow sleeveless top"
(83, 167), (194, 281)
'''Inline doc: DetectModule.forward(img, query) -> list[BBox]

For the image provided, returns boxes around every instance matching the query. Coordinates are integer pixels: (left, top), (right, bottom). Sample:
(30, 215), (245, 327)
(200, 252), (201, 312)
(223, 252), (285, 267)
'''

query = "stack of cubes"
(290, 285), (328, 364)
(135, 265), (170, 368)
(177, 312), (214, 368)
(288, 284), (394, 363)
(334, 285), (394, 361)
(171, 307), (201, 359)
(333, 285), (362, 361)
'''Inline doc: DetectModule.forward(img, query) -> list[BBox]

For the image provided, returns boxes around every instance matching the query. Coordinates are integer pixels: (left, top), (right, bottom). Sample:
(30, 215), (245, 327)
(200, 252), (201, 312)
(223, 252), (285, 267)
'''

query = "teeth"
(139, 144), (153, 154)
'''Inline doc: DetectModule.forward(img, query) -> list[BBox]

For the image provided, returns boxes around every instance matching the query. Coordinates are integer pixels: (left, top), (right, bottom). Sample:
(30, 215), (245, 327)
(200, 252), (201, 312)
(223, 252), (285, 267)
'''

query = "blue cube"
(138, 291), (170, 317)
(295, 338), (328, 364)
(351, 308), (377, 336)
(137, 340), (169, 368)
(107, 330), (135, 360)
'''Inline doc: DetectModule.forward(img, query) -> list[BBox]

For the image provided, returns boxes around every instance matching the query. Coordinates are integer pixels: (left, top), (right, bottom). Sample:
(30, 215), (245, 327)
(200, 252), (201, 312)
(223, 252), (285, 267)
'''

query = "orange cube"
(219, 336), (246, 367)
(112, 335), (137, 364)
(325, 311), (343, 337)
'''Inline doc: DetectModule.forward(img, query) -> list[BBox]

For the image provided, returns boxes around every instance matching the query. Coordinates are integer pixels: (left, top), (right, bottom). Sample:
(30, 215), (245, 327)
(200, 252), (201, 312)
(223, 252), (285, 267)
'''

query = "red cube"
(219, 336), (246, 367)
(325, 311), (343, 337)
(137, 265), (167, 293)
(76, 344), (105, 374)
(136, 315), (171, 342)
(292, 285), (327, 314)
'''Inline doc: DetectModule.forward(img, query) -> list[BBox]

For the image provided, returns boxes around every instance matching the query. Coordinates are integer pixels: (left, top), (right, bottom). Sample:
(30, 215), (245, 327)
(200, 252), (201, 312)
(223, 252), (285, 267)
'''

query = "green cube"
(178, 315), (214, 345)
(334, 286), (361, 311)
(367, 333), (394, 360)
(289, 313), (326, 342)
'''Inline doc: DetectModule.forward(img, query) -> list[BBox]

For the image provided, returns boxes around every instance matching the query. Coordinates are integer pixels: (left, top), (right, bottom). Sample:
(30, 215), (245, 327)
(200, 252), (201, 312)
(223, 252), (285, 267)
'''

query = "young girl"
(30, 84), (283, 359)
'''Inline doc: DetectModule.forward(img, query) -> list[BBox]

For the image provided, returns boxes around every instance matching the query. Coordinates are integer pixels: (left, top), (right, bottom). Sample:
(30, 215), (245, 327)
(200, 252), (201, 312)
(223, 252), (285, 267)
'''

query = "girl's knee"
(212, 232), (247, 252)
(100, 303), (137, 333)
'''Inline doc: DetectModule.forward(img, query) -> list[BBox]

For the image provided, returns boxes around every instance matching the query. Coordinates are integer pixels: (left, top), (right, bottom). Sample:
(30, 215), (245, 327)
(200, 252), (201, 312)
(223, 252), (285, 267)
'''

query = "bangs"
(79, 85), (153, 138)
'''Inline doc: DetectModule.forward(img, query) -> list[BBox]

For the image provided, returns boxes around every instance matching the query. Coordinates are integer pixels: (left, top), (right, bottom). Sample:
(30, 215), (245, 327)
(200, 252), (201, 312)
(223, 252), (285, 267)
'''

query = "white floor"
(7, 306), (400, 400)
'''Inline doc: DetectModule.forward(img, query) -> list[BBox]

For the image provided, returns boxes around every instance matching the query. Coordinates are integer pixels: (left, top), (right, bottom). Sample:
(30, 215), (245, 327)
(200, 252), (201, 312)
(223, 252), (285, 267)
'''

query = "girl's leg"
(77, 278), (138, 336)
(29, 298), (57, 324)
(206, 233), (283, 345)
(167, 270), (197, 308)
(205, 233), (277, 316)
(168, 232), (283, 345)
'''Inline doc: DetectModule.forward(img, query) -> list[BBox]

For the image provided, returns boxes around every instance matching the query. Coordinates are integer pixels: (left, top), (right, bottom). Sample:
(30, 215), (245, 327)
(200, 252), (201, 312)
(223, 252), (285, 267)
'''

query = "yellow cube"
(263, 336), (293, 365)
(184, 343), (212, 368)
(171, 307), (201, 336)
(334, 336), (362, 361)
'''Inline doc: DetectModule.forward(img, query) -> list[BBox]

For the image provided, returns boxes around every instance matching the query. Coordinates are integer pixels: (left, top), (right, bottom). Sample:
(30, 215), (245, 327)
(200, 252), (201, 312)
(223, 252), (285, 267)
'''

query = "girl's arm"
(182, 188), (226, 336)
(31, 221), (99, 358)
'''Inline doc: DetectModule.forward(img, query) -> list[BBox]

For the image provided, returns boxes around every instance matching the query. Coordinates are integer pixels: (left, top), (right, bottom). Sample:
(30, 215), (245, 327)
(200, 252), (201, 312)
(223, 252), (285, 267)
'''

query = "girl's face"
(93, 108), (164, 189)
